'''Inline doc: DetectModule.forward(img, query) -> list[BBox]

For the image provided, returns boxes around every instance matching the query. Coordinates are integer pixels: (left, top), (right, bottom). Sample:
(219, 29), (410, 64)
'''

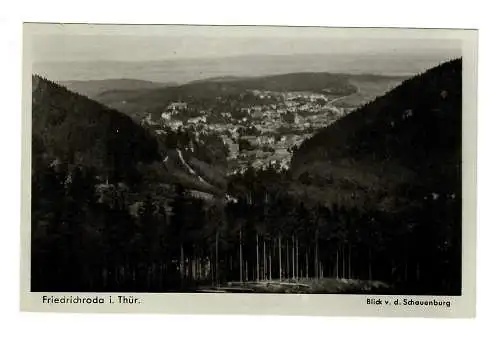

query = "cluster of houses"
(144, 94), (348, 174)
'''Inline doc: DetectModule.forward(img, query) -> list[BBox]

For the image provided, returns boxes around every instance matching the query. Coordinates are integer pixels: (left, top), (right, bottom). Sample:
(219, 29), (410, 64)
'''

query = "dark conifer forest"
(30, 59), (462, 295)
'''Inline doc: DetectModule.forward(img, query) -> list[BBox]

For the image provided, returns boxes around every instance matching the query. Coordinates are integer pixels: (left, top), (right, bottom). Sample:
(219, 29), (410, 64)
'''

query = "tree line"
(32, 161), (461, 295)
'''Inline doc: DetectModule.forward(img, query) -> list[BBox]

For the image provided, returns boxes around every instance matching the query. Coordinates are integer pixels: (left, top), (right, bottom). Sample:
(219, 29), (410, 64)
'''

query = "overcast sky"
(28, 25), (462, 62)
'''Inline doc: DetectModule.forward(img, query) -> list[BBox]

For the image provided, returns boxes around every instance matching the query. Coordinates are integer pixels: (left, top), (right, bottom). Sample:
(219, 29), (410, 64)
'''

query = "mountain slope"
(32, 75), (161, 183)
(290, 59), (462, 211)
(32, 75), (227, 198)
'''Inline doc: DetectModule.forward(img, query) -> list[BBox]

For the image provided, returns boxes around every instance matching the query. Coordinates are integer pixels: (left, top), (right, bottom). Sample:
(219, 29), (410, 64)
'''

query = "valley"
(64, 73), (405, 176)
(31, 59), (463, 295)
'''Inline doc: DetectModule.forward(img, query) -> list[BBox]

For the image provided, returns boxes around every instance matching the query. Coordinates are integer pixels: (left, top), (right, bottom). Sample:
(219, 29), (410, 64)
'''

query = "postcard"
(20, 23), (477, 317)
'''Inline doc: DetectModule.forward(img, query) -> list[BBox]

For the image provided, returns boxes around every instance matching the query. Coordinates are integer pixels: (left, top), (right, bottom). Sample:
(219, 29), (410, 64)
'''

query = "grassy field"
(335, 77), (406, 109)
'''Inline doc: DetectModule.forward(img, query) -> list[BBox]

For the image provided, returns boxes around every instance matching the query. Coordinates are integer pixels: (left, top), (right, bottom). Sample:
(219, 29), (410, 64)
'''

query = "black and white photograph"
(22, 24), (476, 311)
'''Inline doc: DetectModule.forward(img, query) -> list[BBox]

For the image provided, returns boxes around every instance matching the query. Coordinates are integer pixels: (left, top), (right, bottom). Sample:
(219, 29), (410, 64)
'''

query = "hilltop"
(59, 78), (174, 98)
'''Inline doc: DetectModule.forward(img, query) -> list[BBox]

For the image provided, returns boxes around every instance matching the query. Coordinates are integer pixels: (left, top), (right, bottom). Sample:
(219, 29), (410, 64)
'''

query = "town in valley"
(141, 89), (354, 174)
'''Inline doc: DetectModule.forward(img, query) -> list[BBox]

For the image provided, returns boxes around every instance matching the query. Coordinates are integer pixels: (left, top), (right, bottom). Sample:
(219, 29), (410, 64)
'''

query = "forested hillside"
(281, 58), (463, 294)
(32, 75), (161, 184)
(291, 58), (462, 212)
(31, 76), (229, 292)
(32, 75), (226, 193)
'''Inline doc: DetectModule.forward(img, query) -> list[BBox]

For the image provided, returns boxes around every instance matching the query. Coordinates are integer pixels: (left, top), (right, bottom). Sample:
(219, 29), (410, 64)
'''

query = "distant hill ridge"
(92, 72), (360, 116)
(33, 52), (460, 84)
(59, 78), (174, 98)
(190, 72), (407, 84)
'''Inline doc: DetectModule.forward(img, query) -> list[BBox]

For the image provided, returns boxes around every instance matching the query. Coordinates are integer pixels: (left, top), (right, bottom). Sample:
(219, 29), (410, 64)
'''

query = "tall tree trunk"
(190, 260), (194, 281)
(342, 244), (345, 279)
(263, 239), (267, 280)
(193, 257), (197, 281)
(296, 237), (299, 280)
(269, 240), (273, 281)
(256, 233), (259, 282)
(315, 237), (319, 279)
(368, 247), (372, 281)
(404, 259), (408, 283)
(239, 228), (243, 283)
(215, 230), (219, 286)
(348, 244), (351, 280)
(245, 260), (248, 282)
(292, 235), (295, 279)
(278, 233), (282, 282)
(191, 258), (194, 281)
(193, 250), (197, 281)
(306, 249), (309, 278)
(286, 239), (290, 279)
(336, 247), (339, 279)
(196, 257), (200, 281)
(210, 256), (214, 285)
(180, 244), (185, 280)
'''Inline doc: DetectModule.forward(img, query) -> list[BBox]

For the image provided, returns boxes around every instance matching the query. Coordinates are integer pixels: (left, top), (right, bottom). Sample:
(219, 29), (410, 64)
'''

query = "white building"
(168, 120), (183, 131)
(161, 112), (172, 121)
(167, 102), (188, 111)
(257, 136), (275, 145)
(187, 116), (207, 124)
(294, 113), (301, 125)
